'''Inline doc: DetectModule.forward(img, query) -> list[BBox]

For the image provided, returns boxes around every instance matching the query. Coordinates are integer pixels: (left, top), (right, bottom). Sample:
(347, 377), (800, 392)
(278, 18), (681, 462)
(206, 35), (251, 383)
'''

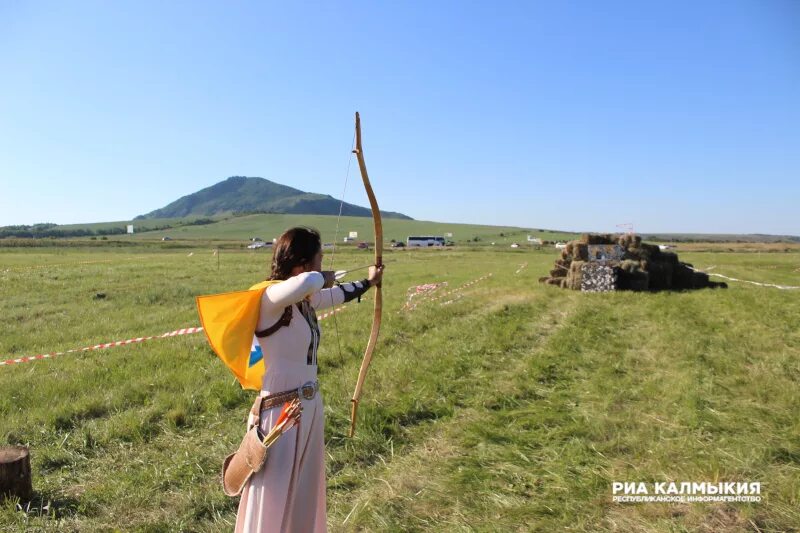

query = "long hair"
(268, 227), (322, 280)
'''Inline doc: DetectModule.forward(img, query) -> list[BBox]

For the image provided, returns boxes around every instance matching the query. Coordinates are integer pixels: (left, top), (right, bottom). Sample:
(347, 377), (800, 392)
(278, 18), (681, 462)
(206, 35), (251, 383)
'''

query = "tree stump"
(0, 446), (32, 502)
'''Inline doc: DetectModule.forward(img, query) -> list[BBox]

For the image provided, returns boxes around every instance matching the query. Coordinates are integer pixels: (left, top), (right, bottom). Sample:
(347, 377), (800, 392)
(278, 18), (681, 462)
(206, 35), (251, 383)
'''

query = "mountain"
(135, 176), (412, 220)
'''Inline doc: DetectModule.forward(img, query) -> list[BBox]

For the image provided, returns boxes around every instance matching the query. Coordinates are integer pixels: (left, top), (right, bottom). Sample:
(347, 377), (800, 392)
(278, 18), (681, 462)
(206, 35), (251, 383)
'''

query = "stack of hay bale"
(539, 233), (727, 292)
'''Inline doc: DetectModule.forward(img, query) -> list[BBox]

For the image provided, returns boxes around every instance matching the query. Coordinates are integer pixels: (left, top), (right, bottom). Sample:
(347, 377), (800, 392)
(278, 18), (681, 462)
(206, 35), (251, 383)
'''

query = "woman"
(235, 226), (383, 533)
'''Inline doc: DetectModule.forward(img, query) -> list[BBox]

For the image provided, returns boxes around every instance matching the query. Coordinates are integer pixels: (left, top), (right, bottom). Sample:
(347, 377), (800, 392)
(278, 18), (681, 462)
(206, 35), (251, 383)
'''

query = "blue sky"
(1, 1), (798, 234)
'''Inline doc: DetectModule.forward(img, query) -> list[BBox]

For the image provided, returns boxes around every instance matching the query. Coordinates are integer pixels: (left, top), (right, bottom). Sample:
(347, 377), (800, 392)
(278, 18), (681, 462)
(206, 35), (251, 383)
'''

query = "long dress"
(234, 272), (368, 533)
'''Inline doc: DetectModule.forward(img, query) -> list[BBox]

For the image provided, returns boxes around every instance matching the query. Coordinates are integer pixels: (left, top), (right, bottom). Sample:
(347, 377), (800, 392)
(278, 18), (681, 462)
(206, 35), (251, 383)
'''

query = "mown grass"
(0, 245), (798, 531)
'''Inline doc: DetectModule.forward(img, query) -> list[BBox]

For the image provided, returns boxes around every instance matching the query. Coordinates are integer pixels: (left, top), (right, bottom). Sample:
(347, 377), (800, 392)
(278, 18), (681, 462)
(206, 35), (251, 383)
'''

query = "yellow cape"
(195, 280), (279, 390)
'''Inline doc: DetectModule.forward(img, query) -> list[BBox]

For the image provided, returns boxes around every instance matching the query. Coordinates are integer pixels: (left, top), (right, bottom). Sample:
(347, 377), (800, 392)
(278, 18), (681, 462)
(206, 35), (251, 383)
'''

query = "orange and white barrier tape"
(403, 274), (493, 311)
(439, 294), (464, 306)
(318, 305), (348, 321)
(428, 274), (492, 303)
(402, 282), (448, 311)
(690, 266), (799, 290)
(0, 326), (204, 367)
(1, 300), (357, 367)
(318, 293), (370, 318)
(3, 257), (149, 273)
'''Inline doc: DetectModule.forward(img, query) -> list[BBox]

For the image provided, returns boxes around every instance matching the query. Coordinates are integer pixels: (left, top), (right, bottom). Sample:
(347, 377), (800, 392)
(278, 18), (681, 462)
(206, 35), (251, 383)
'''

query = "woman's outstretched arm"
(310, 279), (371, 311)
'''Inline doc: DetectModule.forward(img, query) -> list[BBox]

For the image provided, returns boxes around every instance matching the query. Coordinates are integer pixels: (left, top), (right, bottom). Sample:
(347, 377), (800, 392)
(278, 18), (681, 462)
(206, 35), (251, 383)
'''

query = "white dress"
(234, 272), (369, 533)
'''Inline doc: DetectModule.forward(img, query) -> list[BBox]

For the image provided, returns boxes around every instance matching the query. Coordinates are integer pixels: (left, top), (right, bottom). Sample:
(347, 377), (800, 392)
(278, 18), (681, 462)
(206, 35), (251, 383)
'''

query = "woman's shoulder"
(271, 272), (324, 289)
(262, 272), (325, 304)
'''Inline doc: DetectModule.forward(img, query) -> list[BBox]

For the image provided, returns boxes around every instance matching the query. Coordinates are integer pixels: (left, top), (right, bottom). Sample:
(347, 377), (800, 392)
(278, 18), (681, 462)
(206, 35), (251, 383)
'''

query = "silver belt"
(260, 380), (319, 411)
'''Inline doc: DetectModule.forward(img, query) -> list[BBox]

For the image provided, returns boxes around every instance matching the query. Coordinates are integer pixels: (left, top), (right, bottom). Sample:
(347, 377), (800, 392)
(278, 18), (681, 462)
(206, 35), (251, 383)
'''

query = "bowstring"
(326, 128), (356, 404)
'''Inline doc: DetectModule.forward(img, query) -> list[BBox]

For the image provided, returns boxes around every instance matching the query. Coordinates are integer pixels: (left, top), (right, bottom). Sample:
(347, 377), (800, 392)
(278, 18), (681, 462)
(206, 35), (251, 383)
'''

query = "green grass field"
(1, 244), (798, 531)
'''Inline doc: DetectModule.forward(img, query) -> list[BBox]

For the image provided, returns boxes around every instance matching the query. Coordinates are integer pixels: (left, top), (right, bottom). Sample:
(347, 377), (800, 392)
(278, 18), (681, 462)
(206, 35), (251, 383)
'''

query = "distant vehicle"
(357, 242), (370, 250)
(390, 241), (405, 248)
(161, 237), (172, 241)
(343, 237), (354, 243)
(322, 243), (334, 249)
(247, 242), (268, 249)
(510, 243), (520, 248)
(407, 236), (445, 247)
(250, 237), (263, 242)
(658, 244), (675, 251)
(555, 242), (567, 249)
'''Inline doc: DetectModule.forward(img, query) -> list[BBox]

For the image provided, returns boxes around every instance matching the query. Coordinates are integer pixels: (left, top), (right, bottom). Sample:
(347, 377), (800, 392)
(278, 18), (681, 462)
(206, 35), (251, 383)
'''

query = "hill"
(135, 176), (412, 220)
(641, 232), (800, 243)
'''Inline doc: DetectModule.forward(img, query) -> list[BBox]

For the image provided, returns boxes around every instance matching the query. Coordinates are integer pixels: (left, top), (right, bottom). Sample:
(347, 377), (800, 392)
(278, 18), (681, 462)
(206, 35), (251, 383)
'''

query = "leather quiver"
(222, 395), (268, 497)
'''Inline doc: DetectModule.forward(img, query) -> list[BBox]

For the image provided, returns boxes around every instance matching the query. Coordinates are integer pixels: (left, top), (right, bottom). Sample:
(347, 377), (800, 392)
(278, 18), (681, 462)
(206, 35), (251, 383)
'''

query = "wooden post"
(0, 446), (32, 502)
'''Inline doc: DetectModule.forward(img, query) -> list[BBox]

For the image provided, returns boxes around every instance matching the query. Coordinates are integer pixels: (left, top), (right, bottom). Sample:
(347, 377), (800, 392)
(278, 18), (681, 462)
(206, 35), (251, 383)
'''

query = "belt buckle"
(300, 382), (316, 400)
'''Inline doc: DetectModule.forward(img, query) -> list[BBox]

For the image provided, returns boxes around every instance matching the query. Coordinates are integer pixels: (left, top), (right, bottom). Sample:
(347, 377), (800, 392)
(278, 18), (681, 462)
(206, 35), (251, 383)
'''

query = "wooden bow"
(349, 111), (383, 437)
